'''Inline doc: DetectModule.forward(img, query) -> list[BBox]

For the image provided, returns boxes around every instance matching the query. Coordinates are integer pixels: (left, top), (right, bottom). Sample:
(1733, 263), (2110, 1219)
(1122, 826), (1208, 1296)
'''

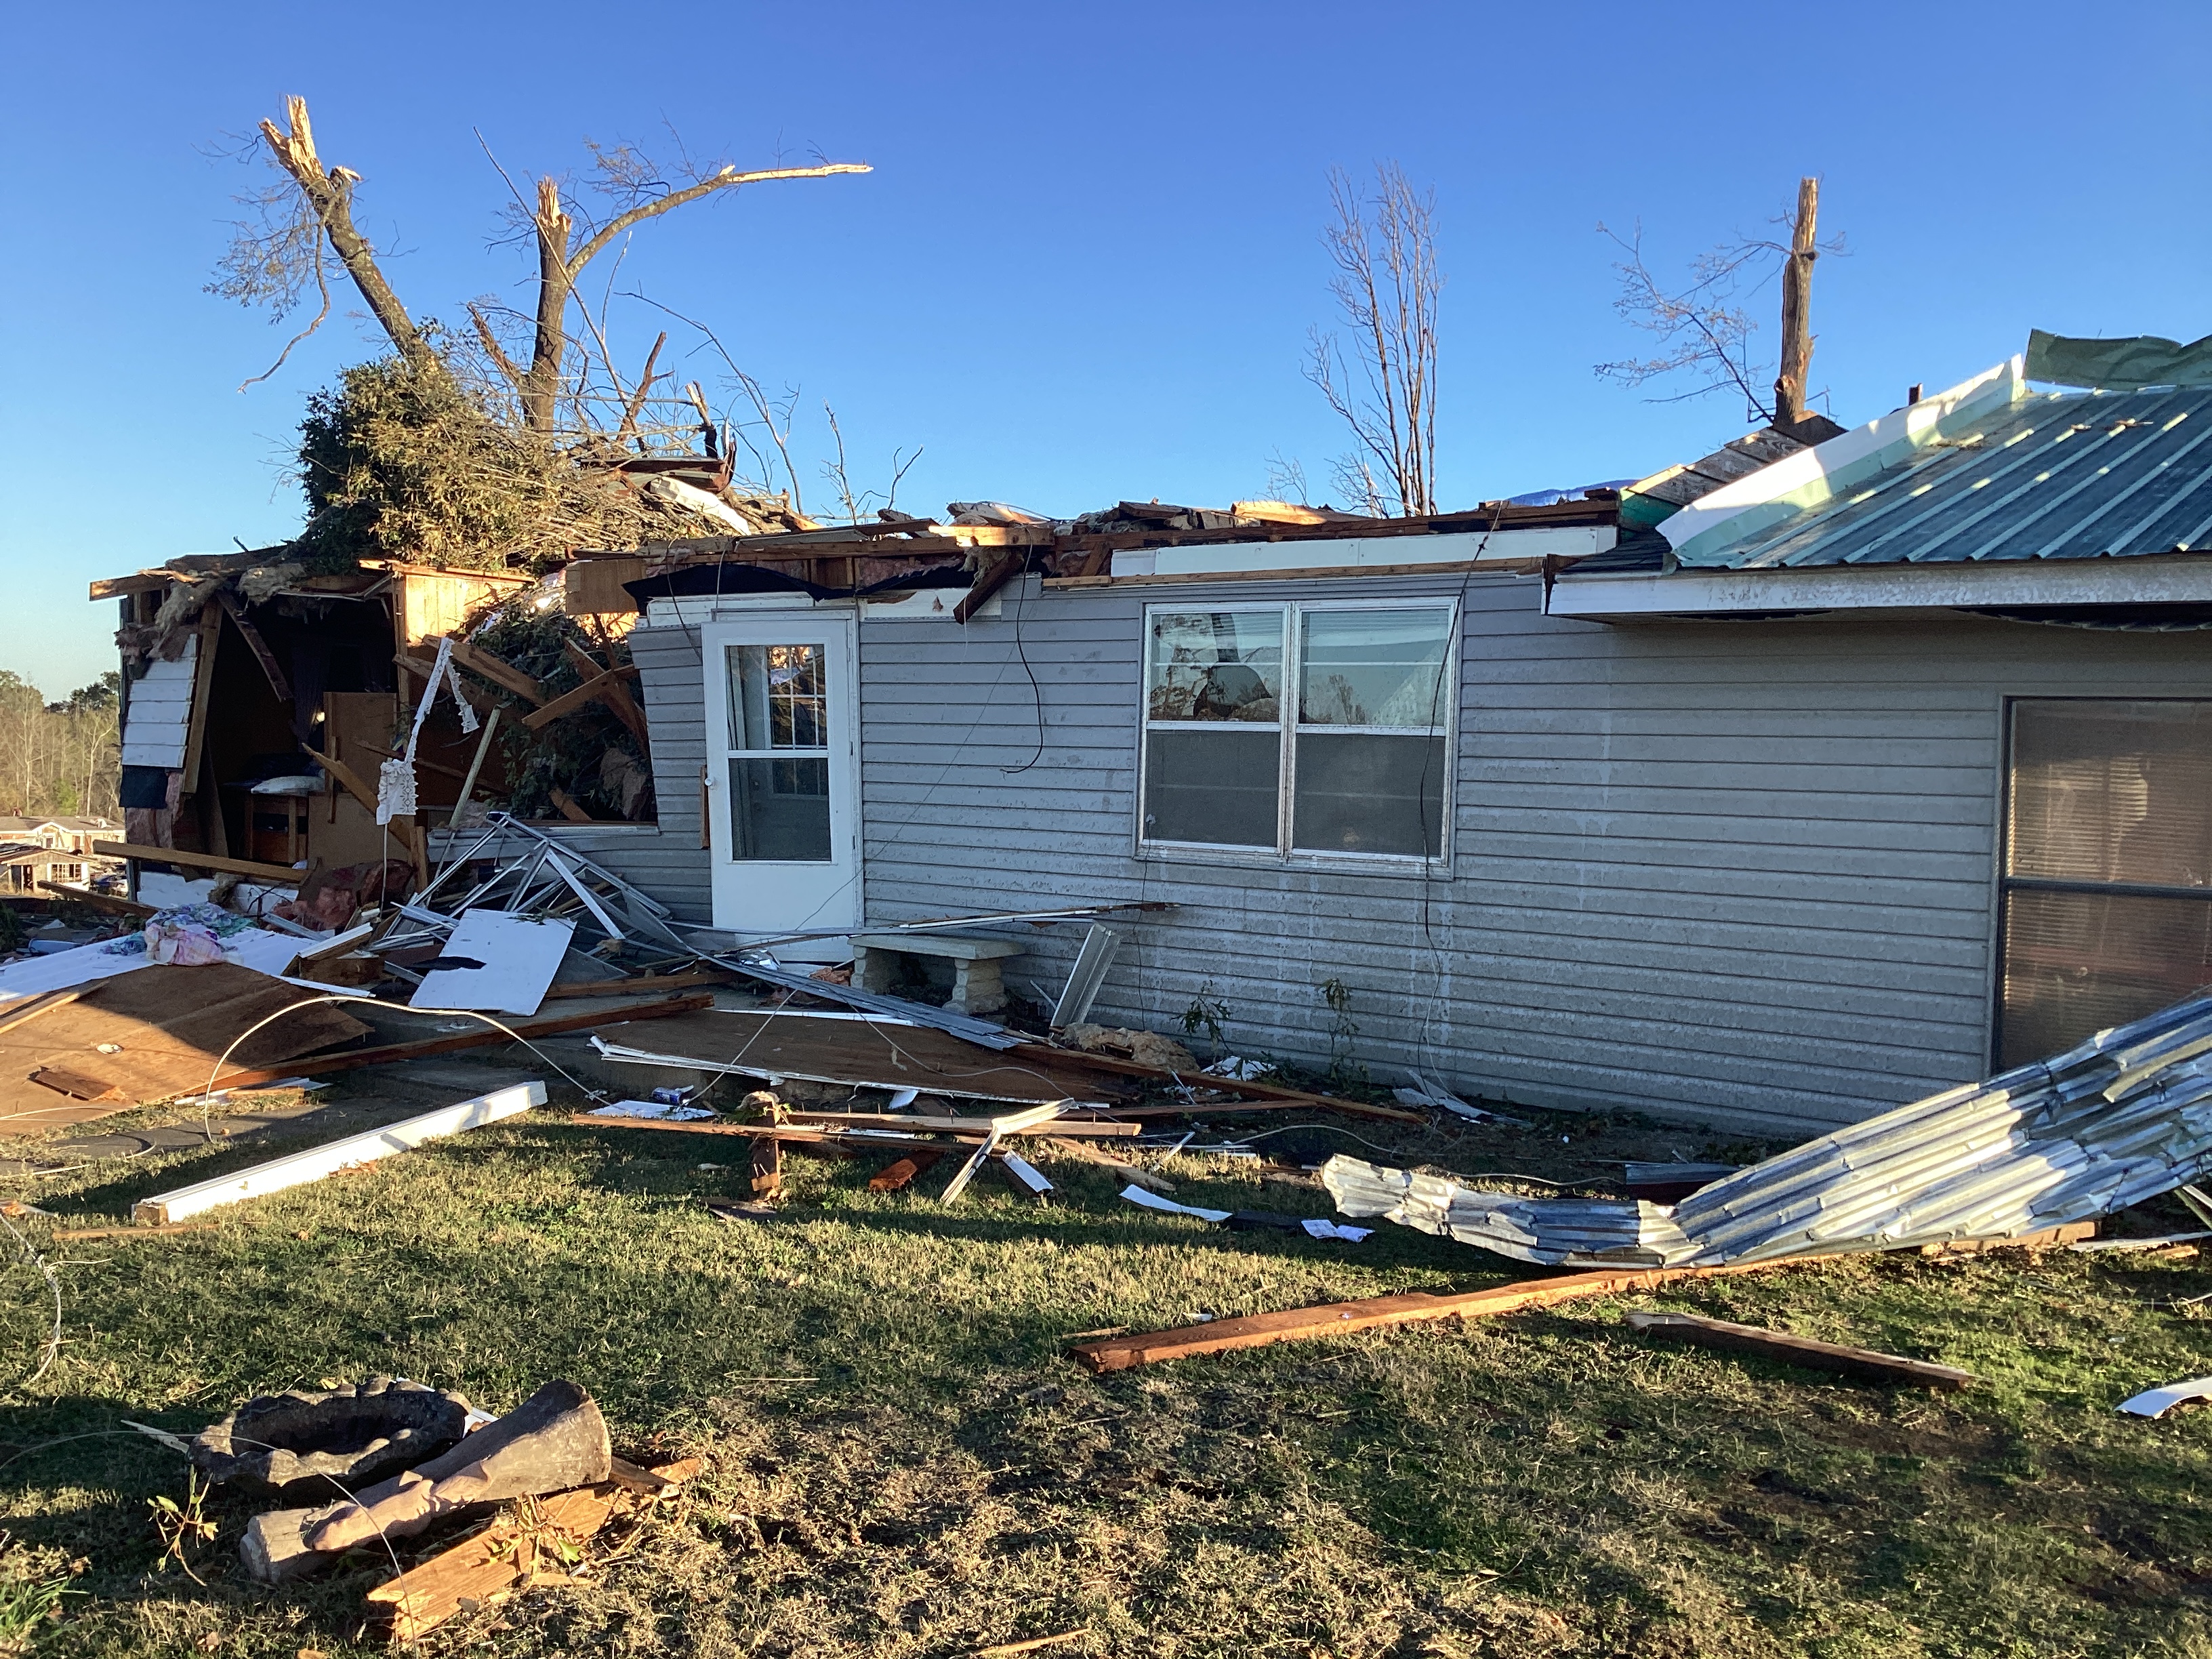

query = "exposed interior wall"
(609, 579), (2212, 1138)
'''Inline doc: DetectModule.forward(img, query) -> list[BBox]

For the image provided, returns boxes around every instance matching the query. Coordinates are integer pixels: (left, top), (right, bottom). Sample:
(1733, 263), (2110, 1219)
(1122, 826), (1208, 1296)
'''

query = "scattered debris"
(2073, 1230), (2212, 1254)
(1049, 924), (1124, 1029)
(1059, 1023), (1201, 1075)
(1393, 1072), (1532, 1126)
(131, 1082), (546, 1224)
(244, 1379), (610, 1582)
(365, 1454), (702, 1641)
(1120, 1186), (1231, 1224)
(407, 910), (573, 1016)
(590, 1099), (716, 1122)
(1622, 1310), (1975, 1389)
(2116, 1376), (2212, 1418)
(1326, 990), (2212, 1268)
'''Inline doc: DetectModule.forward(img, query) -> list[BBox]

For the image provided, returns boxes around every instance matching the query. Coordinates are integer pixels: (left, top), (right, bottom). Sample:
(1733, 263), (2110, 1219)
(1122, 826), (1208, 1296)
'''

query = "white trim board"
(645, 586), (1000, 629)
(1547, 554), (2212, 618)
(131, 1081), (546, 1224)
(1111, 525), (1612, 580)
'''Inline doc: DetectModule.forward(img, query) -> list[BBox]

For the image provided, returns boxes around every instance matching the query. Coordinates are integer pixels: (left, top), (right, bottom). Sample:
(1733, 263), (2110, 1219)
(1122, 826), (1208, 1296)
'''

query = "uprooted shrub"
(470, 602), (654, 823)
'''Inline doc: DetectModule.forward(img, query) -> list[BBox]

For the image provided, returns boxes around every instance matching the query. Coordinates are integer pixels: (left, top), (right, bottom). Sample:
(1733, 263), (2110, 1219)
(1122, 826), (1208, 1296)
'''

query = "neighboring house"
(537, 338), (2212, 1141)
(0, 817), (118, 893)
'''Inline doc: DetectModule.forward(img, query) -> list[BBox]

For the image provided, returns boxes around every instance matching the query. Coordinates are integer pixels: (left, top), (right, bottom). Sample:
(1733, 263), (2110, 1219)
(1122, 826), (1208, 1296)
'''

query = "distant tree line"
(0, 671), (121, 820)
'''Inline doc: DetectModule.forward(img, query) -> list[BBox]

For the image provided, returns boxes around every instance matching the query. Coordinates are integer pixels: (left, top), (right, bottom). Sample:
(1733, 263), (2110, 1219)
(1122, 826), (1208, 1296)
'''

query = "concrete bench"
(850, 932), (1024, 1017)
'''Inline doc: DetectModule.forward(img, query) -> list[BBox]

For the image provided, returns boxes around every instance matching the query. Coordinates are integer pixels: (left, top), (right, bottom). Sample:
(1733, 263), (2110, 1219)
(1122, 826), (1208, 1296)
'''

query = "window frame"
(1994, 693), (2212, 1069)
(1134, 596), (1460, 872)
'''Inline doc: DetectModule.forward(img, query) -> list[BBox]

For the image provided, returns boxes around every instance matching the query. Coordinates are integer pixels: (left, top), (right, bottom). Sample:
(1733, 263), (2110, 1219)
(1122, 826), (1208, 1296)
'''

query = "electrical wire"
(0, 1204), (62, 1393)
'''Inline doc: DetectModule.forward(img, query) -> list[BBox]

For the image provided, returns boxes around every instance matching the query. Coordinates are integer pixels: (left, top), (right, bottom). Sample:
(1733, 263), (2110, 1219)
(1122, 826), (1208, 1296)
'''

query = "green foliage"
(0, 1536), (76, 1654)
(1179, 981), (1231, 1054)
(0, 670), (118, 819)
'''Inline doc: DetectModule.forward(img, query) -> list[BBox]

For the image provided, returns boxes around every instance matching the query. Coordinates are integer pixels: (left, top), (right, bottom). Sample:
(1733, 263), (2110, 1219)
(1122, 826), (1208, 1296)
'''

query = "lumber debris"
(1920, 1221), (2095, 1256)
(364, 1455), (701, 1641)
(1069, 1257), (1842, 1373)
(206, 991), (714, 1092)
(1624, 1310), (1976, 1390)
(540, 968), (735, 999)
(522, 664), (641, 731)
(785, 1108), (1139, 1139)
(34, 882), (157, 920)
(868, 1149), (943, 1192)
(0, 989), (89, 1039)
(91, 842), (307, 886)
(1009, 1041), (1425, 1125)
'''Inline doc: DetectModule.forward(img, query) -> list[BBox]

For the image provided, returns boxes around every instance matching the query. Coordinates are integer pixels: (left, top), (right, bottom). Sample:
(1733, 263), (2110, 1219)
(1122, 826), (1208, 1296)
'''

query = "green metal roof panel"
(1677, 386), (2212, 570)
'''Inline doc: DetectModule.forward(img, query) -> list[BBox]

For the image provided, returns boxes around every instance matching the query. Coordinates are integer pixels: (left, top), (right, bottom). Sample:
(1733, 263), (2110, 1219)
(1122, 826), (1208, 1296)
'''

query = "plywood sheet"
(599, 1008), (1137, 1106)
(0, 962), (373, 1135)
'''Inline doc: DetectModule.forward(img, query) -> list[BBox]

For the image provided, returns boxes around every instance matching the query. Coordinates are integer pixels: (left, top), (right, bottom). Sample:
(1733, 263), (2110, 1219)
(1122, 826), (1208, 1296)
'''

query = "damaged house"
(543, 337), (2212, 1139)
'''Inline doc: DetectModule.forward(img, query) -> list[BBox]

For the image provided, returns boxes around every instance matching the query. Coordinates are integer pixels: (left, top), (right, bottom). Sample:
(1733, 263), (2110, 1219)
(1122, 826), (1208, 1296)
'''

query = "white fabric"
(1120, 1185), (1231, 1224)
(379, 636), (476, 824)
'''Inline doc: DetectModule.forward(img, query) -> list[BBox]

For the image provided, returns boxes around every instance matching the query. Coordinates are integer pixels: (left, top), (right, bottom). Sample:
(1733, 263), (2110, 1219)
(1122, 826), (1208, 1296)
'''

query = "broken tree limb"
(564, 641), (650, 747)
(1623, 1310), (1975, 1390)
(522, 665), (642, 731)
(1068, 1256), (1845, 1373)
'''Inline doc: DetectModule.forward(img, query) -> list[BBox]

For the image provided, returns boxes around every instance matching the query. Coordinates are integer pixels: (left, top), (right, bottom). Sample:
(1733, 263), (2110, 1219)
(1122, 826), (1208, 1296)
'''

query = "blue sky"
(2, 1), (2206, 694)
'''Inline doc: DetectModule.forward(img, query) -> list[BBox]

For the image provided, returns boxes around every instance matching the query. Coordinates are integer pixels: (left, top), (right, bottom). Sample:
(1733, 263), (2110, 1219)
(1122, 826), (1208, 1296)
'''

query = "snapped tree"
(1595, 176), (1841, 436)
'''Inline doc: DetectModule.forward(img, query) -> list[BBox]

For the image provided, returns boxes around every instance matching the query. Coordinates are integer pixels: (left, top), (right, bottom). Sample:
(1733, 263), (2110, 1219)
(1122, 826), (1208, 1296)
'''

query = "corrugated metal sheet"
(1324, 987), (2212, 1267)
(1682, 386), (2212, 570)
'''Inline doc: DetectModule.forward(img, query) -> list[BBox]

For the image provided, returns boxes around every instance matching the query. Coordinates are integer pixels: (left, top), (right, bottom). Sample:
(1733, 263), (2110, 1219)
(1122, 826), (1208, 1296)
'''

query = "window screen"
(1996, 699), (2212, 1067)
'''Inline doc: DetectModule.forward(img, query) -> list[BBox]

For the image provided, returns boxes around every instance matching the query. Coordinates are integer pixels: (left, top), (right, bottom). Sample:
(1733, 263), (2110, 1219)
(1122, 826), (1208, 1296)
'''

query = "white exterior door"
(701, 613), (861, 956)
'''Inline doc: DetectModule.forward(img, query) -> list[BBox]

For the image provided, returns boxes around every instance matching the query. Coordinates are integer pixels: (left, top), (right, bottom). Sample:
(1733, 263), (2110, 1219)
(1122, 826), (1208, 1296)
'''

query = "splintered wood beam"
(548, 787), (596, 823)
(216, 591), (293, 705)
(441, 636), (547, 705)
(303, 745), (377, 813)
(1624, 1310), (1975, 1389)
(523, 665), (642, 731)
(1006, 1042), (1425, 1125)
(954, 552), (1024, 623)
(1069, 1256), (1846, 1372)
(366, 1457), (701, 1641)
(34, 883), (158, 920)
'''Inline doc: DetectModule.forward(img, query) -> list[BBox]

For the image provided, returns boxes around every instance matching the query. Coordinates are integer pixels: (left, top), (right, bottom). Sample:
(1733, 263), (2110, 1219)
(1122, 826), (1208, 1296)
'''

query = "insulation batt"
(1324, 990), (2212, 1269)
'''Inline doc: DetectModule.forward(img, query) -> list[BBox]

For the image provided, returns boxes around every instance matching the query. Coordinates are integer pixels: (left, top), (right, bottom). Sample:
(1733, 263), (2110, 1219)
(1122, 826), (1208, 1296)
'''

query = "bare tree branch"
(1304, 163), (1440, 517)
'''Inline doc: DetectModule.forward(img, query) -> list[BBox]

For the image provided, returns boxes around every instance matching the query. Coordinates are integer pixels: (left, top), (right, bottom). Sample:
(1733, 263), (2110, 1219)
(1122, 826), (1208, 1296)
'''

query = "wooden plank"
(539, 970), (737, 1000)
(522, 665), (642, 732)
(564, 557), (649, 616)
(303, 746), (377, 814)
(89, 572), (178, 600)
(868, 1149), (943, 1191)
(34, 884), (157, 920)
(954, 552), (1024, 624)
(442, 636), (547, 705)
(565, 640), (651, 747)
(131, 1082), (547, 1224)
(1069, 1257), (1843, 1372)
(785, 1110), (1139, 1139)
(1624, 1310), (1975, 1389)
(549, 788), (596, 823)
(366, 1458), (700, 1641)
(178, 604), (223, 788)
(205, 993), (716, 1091)
(1006, 1042), (1425, 1125)
(28, 1066), (125, 1103)
(0, 989), (89, 1039)
(93, 842), (306, 886)
(216, 592), (292, 705)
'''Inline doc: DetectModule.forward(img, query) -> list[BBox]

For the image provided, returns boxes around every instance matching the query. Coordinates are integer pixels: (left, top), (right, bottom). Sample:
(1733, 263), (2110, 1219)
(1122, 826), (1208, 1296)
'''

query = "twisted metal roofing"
(1324, 986), (2212, 1269)
(1680, 386), (2212, 570)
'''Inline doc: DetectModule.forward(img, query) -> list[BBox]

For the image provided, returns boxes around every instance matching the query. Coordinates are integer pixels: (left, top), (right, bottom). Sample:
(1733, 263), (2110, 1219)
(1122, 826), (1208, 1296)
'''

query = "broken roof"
(1663, 352), (2212, 572)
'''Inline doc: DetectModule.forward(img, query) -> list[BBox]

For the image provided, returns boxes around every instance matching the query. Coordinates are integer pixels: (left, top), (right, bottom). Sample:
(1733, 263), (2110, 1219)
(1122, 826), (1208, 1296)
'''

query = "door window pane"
(1299, 609), (1451, 728)
(727, 644), (827, 750)
(729, 758), (832, 861)
(1998, 888), (2212, 1068)
(1294, 732), (1447, 856)
(1147, 613), (1282, 722)
(1143, 729), (1279, 847)
(2010, 700), (2212, 888)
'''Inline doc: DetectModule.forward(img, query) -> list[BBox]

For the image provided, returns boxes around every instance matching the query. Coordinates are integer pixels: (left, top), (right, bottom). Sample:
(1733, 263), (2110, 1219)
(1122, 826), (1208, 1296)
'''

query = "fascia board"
(1661, 358), (2028, 565)
(1548, 554), (2212, 617)
(1114, 525), (1612, 579)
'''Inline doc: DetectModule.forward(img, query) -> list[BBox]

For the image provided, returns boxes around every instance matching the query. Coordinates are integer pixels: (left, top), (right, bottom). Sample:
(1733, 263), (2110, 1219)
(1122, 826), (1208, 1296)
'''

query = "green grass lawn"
(4, 1068), (2211, 1658)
